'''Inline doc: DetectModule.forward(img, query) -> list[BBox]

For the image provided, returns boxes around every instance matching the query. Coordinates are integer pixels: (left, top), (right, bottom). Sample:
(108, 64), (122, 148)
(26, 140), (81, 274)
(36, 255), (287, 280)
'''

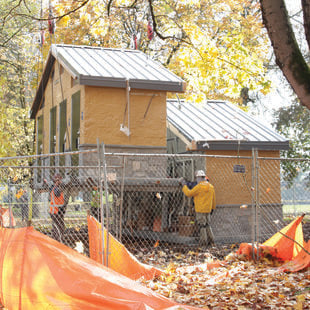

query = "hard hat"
(195, 170), (206, 177)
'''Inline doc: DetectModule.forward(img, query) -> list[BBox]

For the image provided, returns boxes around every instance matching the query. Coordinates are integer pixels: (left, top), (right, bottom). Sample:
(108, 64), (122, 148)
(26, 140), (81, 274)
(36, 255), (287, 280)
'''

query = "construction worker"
(44, 173), (67, 242)
(180, 170), (216, 247)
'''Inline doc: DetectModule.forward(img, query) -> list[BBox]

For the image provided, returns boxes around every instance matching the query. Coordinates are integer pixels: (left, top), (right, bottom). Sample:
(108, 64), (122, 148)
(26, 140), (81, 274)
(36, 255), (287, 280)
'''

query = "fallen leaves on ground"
(136, 246), (310, 309)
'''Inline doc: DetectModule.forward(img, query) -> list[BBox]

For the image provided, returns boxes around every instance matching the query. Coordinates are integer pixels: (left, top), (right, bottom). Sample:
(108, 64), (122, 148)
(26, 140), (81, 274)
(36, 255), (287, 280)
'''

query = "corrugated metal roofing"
(167, 99), (290, 151)
(30, 44), (185, 119)
(51, 44), (185, 91)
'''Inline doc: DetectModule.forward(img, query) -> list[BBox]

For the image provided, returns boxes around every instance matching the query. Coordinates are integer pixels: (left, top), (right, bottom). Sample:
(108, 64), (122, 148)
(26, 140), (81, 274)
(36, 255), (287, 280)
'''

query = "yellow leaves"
(165, 275), (175, 284)
(296, 294), (306, 303)
(60, 15), (70, 26)
(166, 262), (177, 274)
(164, 0), (271, 102)
(53, 0), (272, 105)
(16, 188), (24, 199)
(294, 294), (306, 310)
(80, 13), (90, 24)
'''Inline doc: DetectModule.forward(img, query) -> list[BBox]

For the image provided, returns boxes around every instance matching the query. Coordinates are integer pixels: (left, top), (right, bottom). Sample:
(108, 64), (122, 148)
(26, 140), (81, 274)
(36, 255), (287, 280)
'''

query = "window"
(37, 115), (44, 182)
(71, 91), (80, 152)
(59, 100), (67, 153)
(37, 115), (43, 155)
(50, 107), (57, 177)
(71, 91), (80, 169)
(50, 107), (57, 154)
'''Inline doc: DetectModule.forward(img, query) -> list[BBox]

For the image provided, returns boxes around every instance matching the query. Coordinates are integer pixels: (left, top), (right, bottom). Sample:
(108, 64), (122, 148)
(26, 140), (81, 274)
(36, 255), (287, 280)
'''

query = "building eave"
(79, 76), (185, 92)
(195, 140), (290, 151)
(30, 52), (55, 119)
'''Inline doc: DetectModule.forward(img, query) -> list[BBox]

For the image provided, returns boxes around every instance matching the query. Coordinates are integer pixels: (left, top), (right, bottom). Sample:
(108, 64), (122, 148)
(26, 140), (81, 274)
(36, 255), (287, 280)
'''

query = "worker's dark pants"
(50, 213), (65, 242)
(195, 212), (215, 246)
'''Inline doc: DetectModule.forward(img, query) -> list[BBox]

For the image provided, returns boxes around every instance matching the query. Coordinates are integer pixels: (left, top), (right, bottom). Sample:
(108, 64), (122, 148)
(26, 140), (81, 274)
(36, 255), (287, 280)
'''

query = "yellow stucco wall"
(36, 60), (167, 153)
(35, 61), (83, 154)
(82, 86), (167, 146)
(205, 150), (281, 206)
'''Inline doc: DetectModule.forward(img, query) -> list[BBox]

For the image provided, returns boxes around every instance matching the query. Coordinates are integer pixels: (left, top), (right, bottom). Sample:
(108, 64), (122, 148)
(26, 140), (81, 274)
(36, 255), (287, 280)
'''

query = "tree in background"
(0, 0), (309, 159)
(0, 0), (38, 158)
(273, 99), (310, 186)
(51, 0), (271, 104)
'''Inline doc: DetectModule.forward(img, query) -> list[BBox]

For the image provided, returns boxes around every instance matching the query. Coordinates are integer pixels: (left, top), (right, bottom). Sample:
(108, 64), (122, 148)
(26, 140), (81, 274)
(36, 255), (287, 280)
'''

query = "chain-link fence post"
(97, 139), (105, 265)
(255, 148), (260, 260)
(119, 156), (126, 241)
(251, 148), (261, 260)
(251, 148), (256, 259)
(101, 142), (110, 268)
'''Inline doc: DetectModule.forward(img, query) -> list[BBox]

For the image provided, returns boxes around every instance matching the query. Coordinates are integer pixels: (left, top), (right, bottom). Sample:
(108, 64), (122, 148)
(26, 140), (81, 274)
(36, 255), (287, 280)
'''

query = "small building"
(30, 44), (188, 243)
(30, 44), (290, 244)
(167, 99), (290, 242)
(30, 44), (186, 183)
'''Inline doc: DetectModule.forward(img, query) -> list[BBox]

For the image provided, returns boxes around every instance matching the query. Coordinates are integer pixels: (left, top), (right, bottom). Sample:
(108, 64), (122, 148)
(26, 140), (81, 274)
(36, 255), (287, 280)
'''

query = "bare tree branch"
(7, 0), (90, 23)
(107, 0), (113, 17)
(147, 0), (185, 42)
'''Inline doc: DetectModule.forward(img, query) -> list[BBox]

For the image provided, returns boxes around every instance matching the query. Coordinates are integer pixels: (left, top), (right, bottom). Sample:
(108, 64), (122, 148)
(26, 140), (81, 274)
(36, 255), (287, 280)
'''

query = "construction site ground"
(131, 221), (310, 309)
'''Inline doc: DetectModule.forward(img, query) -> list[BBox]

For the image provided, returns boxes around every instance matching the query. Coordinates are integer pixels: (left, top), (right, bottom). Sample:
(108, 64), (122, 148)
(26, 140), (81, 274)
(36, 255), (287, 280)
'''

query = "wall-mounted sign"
(233, 164), (246, 173)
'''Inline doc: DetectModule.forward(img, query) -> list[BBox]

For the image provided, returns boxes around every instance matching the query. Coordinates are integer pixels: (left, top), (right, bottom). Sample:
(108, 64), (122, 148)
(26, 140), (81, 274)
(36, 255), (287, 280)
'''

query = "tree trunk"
(302, 0), (310, 50)
(260, 0), (310, 110)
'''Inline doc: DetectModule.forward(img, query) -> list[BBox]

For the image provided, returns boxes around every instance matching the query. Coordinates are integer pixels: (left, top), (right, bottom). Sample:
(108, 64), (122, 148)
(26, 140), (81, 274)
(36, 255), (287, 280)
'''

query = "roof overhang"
(30, 45), (186, 119)
(79, 76), (186, 92)
(195, 140), (290, 151)
(30, 52), (55, 119)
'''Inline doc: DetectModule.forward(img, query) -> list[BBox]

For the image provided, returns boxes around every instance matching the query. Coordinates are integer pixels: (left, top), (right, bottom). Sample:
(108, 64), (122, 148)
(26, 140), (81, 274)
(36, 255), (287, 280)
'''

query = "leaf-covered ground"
(133, 243), (310, 309)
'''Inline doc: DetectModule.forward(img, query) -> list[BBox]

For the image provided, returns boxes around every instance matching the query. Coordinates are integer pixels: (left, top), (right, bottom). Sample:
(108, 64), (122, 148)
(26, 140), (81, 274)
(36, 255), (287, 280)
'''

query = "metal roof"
(30, 44), (186, 119)
(167, 99), (290, 151)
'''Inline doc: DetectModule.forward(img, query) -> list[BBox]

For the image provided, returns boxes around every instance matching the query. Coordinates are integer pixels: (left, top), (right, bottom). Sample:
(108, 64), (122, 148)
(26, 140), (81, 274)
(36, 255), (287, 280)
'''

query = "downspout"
(127, 79), (130, 136)
(120, 79), (131, 136)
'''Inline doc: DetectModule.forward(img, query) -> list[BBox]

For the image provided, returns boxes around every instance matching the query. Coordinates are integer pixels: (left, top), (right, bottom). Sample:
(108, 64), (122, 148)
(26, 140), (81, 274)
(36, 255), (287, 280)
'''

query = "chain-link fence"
(0, 147), (309, 267)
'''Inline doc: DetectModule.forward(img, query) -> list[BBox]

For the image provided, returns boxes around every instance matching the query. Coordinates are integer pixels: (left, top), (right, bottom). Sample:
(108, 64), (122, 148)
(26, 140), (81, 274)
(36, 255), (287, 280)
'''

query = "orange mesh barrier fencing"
(0, 226), (200, 310)
(263, 215), (305, 261)
(235, 216), (310, 272)
(279, 240), (310, 272)
(0, 207), (16, 228)
(87, 215), (162, 280)
(236, 243), (279, 261)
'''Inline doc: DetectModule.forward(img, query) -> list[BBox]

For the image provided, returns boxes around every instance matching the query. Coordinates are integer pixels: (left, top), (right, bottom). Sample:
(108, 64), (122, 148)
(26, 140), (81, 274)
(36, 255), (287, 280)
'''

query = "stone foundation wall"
(211, 204), (284, 244)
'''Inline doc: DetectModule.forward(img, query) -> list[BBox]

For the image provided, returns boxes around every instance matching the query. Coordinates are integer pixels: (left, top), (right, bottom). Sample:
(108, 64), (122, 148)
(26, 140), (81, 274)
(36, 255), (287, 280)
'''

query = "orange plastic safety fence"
(0, 207), (16, 228)
(87, 215), (162, 280)
(235, 216), (310, 272)
(0, 226), (199, 309)
(279, 240), (310, 272)
(263, 215), (305, 261)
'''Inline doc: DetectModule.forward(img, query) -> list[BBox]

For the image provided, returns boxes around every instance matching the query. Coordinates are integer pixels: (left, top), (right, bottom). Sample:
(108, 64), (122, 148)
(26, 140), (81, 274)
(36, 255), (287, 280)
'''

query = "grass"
(283, 204), (310, 214)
